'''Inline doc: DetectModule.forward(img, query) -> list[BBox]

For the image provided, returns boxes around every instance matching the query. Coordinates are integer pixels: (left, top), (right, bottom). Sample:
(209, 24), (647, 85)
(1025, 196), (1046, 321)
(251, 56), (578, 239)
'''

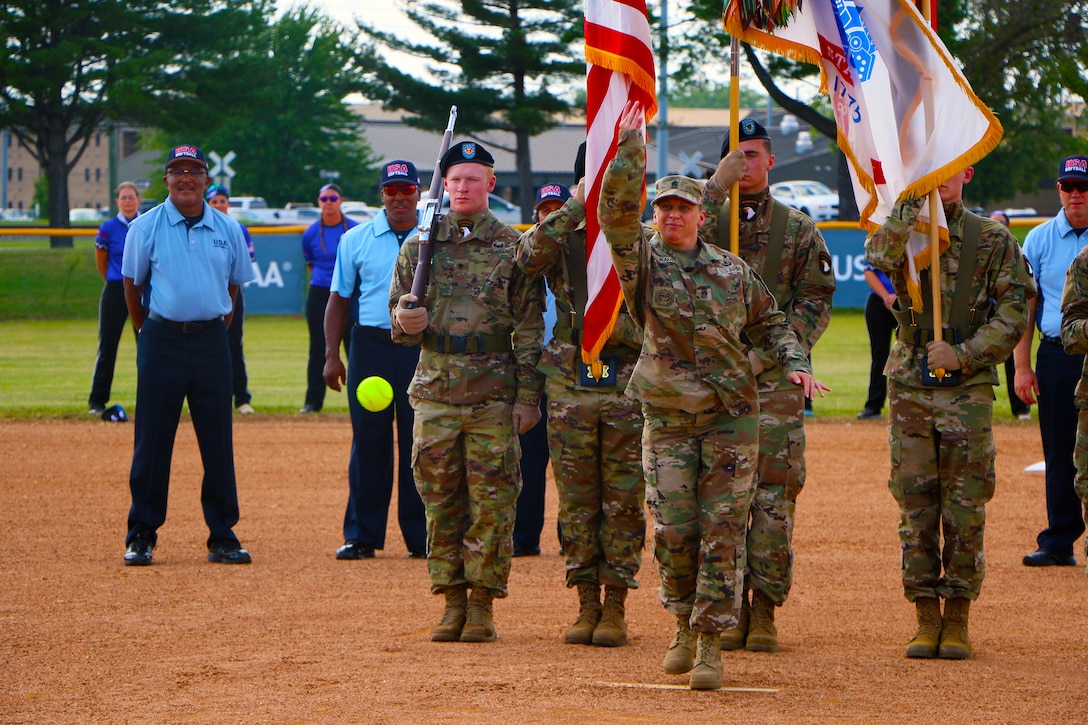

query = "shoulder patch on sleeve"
(819, 251), (833, 277)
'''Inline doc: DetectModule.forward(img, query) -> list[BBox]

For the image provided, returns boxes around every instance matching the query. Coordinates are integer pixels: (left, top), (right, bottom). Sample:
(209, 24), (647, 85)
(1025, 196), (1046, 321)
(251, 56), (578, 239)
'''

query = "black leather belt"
(147, 311), (220, 333)
(422, 333), (512, 354)
(355, 325), (393, 342)
(1041, 335), (1063, 346)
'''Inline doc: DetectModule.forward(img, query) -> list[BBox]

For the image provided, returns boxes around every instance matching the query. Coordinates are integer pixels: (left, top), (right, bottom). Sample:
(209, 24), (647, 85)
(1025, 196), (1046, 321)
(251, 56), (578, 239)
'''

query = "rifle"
(408, 105), (458, 307)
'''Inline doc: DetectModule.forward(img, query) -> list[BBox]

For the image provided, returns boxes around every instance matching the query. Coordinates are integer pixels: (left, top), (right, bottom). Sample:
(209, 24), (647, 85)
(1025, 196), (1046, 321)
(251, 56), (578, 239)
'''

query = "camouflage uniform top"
(1059, 244), (1088, 408)
(515, 197), (643, 387)
(701, 184), (836, 391)
(865, 198), (1036, 388)
(600, 129), (811, 416)
(390, 208), (545, 408)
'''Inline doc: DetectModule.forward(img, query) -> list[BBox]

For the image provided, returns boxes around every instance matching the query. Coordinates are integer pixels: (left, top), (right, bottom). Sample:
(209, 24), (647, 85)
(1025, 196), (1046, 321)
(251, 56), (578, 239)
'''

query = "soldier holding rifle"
(391, 123), (545, 644)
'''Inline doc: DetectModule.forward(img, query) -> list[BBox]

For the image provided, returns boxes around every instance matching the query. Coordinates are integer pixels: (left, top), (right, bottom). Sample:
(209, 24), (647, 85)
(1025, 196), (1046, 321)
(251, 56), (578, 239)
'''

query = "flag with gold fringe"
(583, 0), (657, 372)
(724, 0), (1003, 309)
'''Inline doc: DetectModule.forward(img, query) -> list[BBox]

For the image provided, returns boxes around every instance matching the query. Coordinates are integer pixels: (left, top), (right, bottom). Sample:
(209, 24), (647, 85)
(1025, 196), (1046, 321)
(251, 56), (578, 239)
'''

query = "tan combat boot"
(938, 597), (972, 659)
(662, 614), (696, 675)
(689, 632), (723, 690)
(745, 589), (779, 652)
(460, 588), (497, 642)
(592, 585), (628, 647)
(905, 596), (942, 658)
(431, 586), (468, 642)
(721, 590), (750, 651)
(563, 581), (602, 645)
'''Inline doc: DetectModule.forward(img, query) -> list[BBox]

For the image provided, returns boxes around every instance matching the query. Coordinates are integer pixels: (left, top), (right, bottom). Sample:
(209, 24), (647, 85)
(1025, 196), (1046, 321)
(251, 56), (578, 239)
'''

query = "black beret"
(574, 141), (586, 185)
(719, 118), (770, 159)
(440, 141), (495, 176)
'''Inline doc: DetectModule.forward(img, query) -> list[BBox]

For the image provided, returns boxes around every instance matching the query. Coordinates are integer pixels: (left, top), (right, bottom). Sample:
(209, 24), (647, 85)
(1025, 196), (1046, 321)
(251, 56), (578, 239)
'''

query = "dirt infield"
(2, 416), (1086, 723)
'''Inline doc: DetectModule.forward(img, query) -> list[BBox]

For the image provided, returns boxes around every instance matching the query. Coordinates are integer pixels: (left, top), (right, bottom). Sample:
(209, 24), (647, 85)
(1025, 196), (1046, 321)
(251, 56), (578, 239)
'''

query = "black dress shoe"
(407, 548), (427, 559)
(124, 534), (154, 566)
(207, 541), (252, 564)
(856, 409), (882, 420)
(1022, 549), (1076, 567)
(336, 542), (375, 560)
(513, 545), (541, 557)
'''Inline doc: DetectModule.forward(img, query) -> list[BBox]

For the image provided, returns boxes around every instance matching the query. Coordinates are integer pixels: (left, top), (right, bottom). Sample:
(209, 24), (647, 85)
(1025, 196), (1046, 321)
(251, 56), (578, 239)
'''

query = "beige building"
(2, 126), (156, 217)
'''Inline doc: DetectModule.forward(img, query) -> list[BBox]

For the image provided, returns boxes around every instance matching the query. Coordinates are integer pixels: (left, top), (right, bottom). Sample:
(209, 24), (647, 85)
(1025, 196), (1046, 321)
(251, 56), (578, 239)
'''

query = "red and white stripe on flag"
(724, 0), (1002, 309)
(583, 0), (657, 367)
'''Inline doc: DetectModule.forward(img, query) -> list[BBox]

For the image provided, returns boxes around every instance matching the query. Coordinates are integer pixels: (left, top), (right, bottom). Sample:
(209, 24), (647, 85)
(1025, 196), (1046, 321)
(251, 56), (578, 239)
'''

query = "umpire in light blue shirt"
(119, 144), (256, 567)
(323, 159), (427, 560)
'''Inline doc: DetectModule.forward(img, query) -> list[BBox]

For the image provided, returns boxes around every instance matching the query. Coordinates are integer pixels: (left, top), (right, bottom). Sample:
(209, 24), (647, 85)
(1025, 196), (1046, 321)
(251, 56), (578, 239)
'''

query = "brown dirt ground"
(1, 416), (1086, 723)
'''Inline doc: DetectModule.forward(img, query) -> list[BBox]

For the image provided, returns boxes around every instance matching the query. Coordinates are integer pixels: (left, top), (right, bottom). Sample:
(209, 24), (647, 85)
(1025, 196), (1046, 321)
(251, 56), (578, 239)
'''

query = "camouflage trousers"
(545, 377), (645, 590)
(411, 398), (522, 598)
(749, 387), (806, 604)
(642, 403), (758, 635)
(1073, 409), (1088, 568)
(887, 382), (996, 602)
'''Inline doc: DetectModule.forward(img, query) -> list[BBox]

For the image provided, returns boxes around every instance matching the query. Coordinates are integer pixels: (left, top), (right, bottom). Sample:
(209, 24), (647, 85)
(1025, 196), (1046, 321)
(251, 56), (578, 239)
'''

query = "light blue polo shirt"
(122, 198), (255, 322)
(330, 210), (419, 328)
(1022, 209), (1088, 337)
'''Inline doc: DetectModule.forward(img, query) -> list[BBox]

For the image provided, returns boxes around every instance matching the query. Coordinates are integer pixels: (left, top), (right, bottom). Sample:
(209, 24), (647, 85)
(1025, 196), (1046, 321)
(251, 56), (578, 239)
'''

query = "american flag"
(582, 0), (657, 371)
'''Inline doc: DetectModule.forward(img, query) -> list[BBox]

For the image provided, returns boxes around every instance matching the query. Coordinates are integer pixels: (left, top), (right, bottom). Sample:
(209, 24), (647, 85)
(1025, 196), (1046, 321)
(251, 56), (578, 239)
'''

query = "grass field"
(0, 310), (1034, 420)
(0, 233), (1037, 419)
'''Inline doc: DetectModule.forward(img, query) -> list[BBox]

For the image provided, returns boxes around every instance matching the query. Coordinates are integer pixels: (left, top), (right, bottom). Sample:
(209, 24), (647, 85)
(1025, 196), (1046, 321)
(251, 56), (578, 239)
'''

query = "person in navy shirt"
(88, 181), (141, 415)
(323, 160), (427, 560)
(120, 144), (256, 567)
(206, 184), (256, 414)
(857, 260), (896, 420)
(300, 183), (358, 413)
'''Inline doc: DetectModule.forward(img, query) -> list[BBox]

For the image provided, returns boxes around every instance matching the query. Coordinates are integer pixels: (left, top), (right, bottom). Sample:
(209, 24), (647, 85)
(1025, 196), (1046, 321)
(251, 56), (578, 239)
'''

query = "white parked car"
(69, 207), (105, 223)
(769, 180), (839, 222)
(341, 201), (377, 223)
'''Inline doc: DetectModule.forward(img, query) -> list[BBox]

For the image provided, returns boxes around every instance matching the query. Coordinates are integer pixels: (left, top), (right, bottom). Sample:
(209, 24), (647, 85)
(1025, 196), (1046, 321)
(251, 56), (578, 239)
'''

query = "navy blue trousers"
(863, 293), (896, 413)
(1035, 338), (1086, 555)
(89, 280), (136, 409)
(343, 326), (426, 552)
(514, 394), (549, 553)
(228, 289), (251, 407)
(126, 317), (240, 548)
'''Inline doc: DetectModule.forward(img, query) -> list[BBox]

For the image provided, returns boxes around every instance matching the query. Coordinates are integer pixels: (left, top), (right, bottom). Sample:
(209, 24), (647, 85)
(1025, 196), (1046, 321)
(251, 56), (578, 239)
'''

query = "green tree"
(0, 1), (270, 244)
(355, 0), (585, 222)
(678, 0), (1088, 210)
(150, 7), (378, 206)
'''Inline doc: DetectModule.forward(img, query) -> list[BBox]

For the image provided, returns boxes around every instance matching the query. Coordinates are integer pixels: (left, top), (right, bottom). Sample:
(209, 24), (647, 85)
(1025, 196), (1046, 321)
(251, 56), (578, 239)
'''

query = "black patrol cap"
(440, 141), (495, 176)
(719, 118), (770, 159)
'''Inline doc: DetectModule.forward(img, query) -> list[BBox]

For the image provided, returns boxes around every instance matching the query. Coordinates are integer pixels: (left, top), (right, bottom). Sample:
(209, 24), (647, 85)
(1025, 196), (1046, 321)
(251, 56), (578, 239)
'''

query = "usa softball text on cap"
(1064, 157), (1087, 176)
(540, 184), (564, 198)
(172, 145), (200, 159)
(385, 163), (411, 177)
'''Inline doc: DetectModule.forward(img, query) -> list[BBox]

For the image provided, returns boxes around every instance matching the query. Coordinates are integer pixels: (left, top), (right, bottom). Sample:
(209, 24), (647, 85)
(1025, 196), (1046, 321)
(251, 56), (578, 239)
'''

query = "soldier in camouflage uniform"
(865, 167), (1035, 660)
(601, 101), (821, 690)
(701, 120), (836, 653)
(391, 141), (545, 644)
(1058, 201), (1088, 579)
(516, 167), (646, 649)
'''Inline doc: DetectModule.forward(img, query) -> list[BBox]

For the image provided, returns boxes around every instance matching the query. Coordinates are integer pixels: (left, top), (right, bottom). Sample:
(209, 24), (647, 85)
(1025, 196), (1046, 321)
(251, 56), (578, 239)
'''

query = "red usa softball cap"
(165, 144), (208, 170)
(380, 159), (420, 186)
(534, 183), (572, 209)
(440, 141), (495, 176)
(1057, 155), (1088, 182)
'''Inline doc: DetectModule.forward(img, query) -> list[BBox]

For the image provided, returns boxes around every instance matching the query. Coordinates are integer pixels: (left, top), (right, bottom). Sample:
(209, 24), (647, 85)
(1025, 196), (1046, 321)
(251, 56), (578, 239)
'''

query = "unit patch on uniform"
(740, 201), (758, 221)
(819, 251), (833, 276)
(652, 289), (676, 308)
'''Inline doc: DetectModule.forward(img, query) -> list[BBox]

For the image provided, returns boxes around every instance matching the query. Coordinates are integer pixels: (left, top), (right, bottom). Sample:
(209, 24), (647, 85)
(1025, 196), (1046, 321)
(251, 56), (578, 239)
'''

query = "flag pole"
(729, 36), (740, 255)
(920, 0), (945, 380)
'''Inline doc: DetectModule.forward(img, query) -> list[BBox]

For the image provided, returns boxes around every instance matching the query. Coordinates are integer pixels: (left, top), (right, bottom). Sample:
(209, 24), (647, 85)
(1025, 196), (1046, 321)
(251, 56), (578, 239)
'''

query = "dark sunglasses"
(319, 195), (340, 203)
(383, 184), (418, 196)
(1059, 181), (1088, 194)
